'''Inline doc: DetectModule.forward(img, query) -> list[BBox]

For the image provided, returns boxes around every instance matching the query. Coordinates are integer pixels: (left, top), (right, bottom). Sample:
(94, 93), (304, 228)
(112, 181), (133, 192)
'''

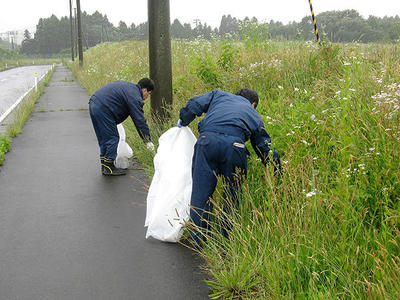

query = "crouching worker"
(89, 78), (155, 176)
(178, 88), (277, 245)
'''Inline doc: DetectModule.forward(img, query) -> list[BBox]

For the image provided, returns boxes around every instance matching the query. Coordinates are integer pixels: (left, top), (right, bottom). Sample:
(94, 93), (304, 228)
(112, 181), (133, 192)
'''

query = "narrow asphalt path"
(0, 66), (209, 300)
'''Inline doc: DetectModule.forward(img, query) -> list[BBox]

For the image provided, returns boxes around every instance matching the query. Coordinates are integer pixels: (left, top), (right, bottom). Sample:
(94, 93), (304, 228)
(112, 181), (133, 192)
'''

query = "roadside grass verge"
(0, 58), (60, 71)
(0, 134), (10, 164)
(0, 66), (56, 165)
(68, 40), (400, 298)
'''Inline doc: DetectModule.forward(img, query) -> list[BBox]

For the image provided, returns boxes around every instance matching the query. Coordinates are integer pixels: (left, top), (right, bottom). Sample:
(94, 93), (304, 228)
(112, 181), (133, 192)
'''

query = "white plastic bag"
(115, 124), (133, 169)
(145, 127), (197, 242)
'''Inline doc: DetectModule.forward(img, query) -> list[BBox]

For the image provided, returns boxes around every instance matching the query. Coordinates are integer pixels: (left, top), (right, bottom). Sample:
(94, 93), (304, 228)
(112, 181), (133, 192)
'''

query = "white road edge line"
(0, 65), (55, 124)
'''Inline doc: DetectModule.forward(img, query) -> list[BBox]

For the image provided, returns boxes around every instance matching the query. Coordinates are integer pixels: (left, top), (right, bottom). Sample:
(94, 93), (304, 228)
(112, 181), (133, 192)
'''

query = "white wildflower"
(306, 190), (316, 197)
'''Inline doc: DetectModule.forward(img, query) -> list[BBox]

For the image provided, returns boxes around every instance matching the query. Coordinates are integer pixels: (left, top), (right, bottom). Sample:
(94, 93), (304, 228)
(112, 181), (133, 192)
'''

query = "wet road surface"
(0, 65), (53, 118)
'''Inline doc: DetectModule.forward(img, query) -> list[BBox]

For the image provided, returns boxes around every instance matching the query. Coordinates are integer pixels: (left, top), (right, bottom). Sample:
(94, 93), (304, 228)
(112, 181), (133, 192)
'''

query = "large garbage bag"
(145, 127), (197, 242)
(115, 124), (133, 169)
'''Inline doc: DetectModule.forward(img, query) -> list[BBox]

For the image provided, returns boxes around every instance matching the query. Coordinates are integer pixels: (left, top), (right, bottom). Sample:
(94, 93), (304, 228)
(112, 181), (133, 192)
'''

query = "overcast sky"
(1, 0), (400, 33)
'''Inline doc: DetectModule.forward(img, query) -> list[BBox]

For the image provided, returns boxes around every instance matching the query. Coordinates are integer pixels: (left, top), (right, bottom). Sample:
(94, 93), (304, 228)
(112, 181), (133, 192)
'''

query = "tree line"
(19, 9), (400, 55)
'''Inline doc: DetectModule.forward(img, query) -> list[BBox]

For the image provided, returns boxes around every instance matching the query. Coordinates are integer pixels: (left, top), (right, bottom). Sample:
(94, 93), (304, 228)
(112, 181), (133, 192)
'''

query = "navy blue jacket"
(91, 81), (151, 141)
(179, 90), (271, 164)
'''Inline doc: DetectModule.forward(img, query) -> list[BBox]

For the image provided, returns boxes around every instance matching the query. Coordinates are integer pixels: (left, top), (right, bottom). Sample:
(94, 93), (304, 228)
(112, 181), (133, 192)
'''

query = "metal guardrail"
(0, 64), (55, 130)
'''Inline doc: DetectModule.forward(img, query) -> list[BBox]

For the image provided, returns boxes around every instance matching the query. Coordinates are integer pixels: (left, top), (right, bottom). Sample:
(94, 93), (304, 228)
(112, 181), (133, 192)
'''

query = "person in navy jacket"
(89, 78), (155, 176)
(178, 88), (275, 244)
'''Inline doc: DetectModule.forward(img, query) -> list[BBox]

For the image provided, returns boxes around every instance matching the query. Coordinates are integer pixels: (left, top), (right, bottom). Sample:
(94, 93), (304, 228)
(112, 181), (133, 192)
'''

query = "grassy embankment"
(69, 40), (399, 299)
(0, 66), (56, 165)
(0, 58), (60, 71)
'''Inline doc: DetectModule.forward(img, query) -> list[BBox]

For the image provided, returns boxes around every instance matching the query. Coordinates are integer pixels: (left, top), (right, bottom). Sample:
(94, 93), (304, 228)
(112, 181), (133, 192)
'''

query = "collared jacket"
(179, 90), (271, 164)
(91, 81), (151, 141)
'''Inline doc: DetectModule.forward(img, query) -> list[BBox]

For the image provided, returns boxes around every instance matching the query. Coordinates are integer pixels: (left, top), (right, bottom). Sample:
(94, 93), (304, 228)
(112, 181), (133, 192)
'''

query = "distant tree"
(171, 19), (187, 39)
(21, 30), (38, 54)
(239, 18), (269, 42)
(23, 30), (31, 40)
(118, 21), (131, 41)
(201, 23), (213, 39)
(133, 22), (148, 40)
(34, 15), (62, 54)
(183, 23), (193, 38)
(317, 10), (368, 42)
(219, 15), (240, 38)
(19, 8), (400, 56)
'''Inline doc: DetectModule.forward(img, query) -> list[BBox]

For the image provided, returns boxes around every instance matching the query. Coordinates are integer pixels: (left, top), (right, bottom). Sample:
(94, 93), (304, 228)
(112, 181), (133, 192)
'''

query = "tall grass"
(69, 40), (400, 298)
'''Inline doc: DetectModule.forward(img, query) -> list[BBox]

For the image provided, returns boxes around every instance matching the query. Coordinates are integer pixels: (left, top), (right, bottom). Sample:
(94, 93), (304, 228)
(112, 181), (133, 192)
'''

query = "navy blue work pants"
(89, 99), (119, 160)
(190, 132), (247, 243)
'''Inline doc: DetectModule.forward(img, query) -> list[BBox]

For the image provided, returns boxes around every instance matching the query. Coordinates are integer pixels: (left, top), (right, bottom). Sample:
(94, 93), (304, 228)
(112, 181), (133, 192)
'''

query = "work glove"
(146, 142), (155, 152)
(177, 119), (183, 128)
(272, 150), (282, 177)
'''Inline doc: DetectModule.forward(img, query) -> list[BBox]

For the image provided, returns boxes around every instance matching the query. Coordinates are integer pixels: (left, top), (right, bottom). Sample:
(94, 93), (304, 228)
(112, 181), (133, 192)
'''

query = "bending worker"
(89, 78), (155, 176)
(178, 88), (276, 243)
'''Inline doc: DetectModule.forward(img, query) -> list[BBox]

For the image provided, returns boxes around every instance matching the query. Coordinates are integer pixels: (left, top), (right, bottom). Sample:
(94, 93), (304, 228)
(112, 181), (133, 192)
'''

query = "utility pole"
(148, 0), (173, 121)
(74, 8), (78, 56)
(69, 0), (74, 61)
(76, 0), (83, 66)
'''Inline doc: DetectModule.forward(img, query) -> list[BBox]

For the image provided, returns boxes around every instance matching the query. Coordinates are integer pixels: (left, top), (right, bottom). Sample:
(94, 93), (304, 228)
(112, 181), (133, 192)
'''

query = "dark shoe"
(102, 158), (127, 176)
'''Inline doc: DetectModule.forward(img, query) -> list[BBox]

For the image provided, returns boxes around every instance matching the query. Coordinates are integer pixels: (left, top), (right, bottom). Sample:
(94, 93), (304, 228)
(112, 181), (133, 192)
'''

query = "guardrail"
(0, 64), (56, 130)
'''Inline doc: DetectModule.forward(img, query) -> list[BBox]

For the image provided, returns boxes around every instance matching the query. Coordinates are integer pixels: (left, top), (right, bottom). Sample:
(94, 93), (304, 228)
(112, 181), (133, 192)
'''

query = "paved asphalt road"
(0, 66), (209, 300)
(0, 65), (53, 118)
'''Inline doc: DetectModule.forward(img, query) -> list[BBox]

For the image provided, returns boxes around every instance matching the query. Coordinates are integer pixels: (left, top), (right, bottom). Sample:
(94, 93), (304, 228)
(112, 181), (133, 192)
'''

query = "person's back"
(92, 81), (142, 125)
(196, 90), (262, 142)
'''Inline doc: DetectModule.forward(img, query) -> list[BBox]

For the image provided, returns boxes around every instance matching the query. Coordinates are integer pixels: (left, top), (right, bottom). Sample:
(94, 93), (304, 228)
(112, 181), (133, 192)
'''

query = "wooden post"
(69, 0), (74, 61)
(74, 8), (78, 56)
(76, 0), (83, 66)
(148, 0), (173, 121)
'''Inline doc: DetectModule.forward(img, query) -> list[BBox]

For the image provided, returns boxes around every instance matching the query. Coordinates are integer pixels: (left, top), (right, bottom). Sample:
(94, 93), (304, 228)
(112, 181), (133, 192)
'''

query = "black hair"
(138, 78), (155, 91)
(235, 88), (259, 108)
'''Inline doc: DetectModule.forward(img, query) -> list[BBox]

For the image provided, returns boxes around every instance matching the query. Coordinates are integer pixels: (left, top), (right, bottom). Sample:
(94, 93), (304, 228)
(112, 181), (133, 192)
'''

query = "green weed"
(68, 40), (400, 298)
(0, 134), (11, 165)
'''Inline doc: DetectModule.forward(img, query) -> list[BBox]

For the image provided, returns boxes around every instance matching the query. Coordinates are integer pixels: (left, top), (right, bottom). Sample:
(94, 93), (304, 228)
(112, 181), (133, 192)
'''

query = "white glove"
(146, 142), (155, 152)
